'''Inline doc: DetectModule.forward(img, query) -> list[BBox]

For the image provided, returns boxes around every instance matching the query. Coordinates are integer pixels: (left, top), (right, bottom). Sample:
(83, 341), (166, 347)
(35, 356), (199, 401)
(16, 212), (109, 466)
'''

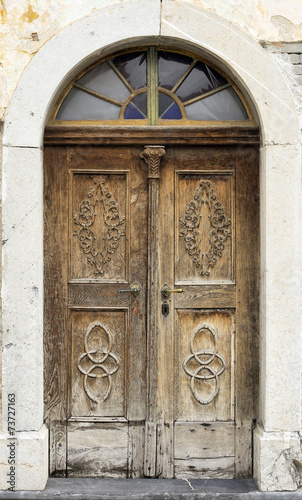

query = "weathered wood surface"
(70, 171), (128, 281)
(144, 421), (157, 478)
(128, 423), (145, 478)
(234, 146), (259, 475)
(44, 146), (68, 476)
(157, 145), (174, 478)
(142, 146), (166, 477)
(67, 422), (128, 477)
(45, 145), (148, 478)
(170, 145), (258, 478)
(69, 309), (126, 418)
(175, 285), (236, 309)
(176, 170), (234, 283)
(175, 458), (235, 479)
(44, 142), (259, 479)
(235, 420), (253, 477)
(69, 416), (127, 422)
(175, 310), (234, 422)
(44, 125), (260, 146)
(126, 147), (148, 424)
(174, 422), (235, 459)
(68, 284), (130, 308)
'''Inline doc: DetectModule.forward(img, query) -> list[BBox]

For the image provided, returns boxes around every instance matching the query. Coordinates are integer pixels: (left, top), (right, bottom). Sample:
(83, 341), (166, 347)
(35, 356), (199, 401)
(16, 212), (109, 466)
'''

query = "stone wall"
(263, 42), (302, 131)
(0, 122), (2, 434)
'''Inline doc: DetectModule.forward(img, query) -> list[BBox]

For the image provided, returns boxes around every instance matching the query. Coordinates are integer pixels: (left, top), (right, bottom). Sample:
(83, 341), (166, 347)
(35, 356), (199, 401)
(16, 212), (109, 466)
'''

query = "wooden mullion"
(140, 146), (166, 476)
(183, 83), (232, 107)
(74, 83), (122, 107)
(147, 47), (158, 126)
(107, 59), (134, 94)
(171, 58), (198, 94)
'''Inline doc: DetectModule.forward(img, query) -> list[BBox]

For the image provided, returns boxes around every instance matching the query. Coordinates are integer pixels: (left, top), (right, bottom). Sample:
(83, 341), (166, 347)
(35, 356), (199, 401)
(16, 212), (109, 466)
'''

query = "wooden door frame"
(44, 123), (260, 478)
(44, 125), (260, 147)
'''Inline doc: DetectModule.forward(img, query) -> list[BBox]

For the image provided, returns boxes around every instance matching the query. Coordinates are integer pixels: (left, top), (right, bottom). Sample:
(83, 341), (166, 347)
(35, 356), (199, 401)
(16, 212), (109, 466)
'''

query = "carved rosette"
(179, 180), (231, 276)
(73, 178), (125, 275)
(77, 321), (119, 403)
(183, 324), (226, 405)
(140, 145), (166, 178)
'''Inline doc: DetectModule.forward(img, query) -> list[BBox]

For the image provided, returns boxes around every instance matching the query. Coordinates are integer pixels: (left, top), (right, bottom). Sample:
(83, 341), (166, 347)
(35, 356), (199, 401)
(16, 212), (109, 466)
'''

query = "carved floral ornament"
(180, 180), (231, 276)
(140, 145), (166, 178)
(77, 321), (119, 403)
(73, 177), (125, 274)
(183, 324), (226, 405)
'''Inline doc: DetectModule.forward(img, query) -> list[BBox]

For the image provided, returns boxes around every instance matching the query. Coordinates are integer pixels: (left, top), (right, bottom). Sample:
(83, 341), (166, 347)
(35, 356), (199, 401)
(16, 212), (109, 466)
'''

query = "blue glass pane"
(131, 93), (147, 117)
(159, 93), (173, 117)
(124, 102), (145, 119)
(161, 102), (182, 120)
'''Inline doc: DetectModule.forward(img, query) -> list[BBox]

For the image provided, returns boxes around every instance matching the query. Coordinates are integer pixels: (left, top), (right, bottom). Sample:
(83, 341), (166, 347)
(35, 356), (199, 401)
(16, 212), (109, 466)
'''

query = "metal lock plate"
(162, 302), (169, 317)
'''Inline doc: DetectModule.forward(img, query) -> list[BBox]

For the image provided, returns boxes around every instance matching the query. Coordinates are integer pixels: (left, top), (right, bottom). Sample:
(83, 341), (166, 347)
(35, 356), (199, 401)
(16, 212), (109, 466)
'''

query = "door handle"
(118, 283), (141, 296)
(161, 284), (184, 298)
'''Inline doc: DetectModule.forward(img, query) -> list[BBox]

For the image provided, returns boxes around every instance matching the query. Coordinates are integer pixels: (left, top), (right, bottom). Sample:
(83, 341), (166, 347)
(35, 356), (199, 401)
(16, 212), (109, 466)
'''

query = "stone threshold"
(1, 479), (302, 499)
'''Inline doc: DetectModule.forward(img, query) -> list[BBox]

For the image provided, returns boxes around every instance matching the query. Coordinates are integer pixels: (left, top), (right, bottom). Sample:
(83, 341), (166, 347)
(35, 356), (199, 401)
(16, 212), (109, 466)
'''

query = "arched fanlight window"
(50, 47), (252, 125)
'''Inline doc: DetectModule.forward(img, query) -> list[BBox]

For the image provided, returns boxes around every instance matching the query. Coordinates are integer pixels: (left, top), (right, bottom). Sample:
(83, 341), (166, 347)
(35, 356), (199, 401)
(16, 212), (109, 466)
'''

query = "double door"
(44, 142), (259, 478)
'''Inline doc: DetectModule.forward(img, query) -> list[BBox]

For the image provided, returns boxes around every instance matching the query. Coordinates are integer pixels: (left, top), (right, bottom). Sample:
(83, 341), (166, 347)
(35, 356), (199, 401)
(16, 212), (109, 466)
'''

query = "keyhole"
(162, 303), (169, 317)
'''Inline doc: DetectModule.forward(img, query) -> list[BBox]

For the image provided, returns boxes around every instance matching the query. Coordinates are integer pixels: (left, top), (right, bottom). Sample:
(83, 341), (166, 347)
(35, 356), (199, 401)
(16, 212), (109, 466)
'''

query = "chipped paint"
(271, 15), (302, 41)
(0, 0), (6, 24)
(0, 0), (302, 121)
(257, 0), (265, 17)
(21, 3), (39, 23)
(179, 0), (302, 39)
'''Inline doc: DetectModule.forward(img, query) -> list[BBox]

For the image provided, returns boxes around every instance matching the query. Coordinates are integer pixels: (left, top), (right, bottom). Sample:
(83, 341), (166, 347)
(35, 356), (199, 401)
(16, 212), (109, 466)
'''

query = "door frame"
(1, 1), (301, 491)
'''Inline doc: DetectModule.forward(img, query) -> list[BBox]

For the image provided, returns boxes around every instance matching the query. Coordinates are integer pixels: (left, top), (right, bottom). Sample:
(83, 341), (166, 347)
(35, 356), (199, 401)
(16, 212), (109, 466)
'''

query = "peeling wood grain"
(174, 422), (235, 459)
(175, 457), (235, 479)
(67, 422), (128, 478)
(44, 126), (260, 146)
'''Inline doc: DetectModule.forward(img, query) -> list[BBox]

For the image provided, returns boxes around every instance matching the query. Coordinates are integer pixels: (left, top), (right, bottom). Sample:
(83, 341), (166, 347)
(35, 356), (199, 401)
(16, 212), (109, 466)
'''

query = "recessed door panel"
(174, 421), (235, 479)
(70, 172), (128, 282)
(67, 422), (129, 478)
(175, 309), (234, 422)
(70, 309), (127, 417)
(176, 172), (234, 284)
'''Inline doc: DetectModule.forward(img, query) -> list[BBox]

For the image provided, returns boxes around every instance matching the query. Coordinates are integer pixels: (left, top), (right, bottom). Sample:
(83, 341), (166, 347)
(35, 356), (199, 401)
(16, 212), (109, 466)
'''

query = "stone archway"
(1, 0), (301, 491)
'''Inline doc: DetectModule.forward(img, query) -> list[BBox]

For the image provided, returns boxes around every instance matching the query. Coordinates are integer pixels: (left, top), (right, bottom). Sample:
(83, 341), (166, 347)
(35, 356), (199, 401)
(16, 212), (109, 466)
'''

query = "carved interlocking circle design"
(179, 180), (231, 276)
(183, 324), (226, 405)
(77, 321), (119, 403)
(74, 177), (125, 274)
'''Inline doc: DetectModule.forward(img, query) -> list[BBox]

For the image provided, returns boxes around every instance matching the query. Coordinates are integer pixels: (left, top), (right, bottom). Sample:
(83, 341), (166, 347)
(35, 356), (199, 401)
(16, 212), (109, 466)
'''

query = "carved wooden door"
(44, 141), (259, 479)
(151, 145), (259, 479)
(44, 146), (148, 478)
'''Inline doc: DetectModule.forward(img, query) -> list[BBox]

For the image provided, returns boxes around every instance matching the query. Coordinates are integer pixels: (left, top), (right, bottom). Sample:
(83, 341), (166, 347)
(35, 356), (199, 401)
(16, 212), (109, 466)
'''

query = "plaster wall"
(0, 0), (301, 493)
(1, 0), (302, 121)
